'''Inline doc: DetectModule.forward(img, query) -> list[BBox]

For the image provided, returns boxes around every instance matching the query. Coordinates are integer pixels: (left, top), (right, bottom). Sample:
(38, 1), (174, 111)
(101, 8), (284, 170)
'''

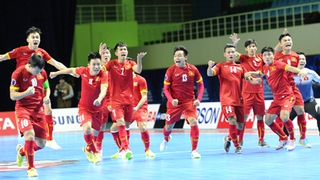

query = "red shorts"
(166, 100), (197, 125)
(78, 108), (102, 131)
(110, 104), (133, 123)
(15, 109), (46, 139)
(132, 108), (148, 123)
(267, 94), (295, 115)
(242, 92), (266, 115)
(222, 105), (244, 123)
(293, 85), (304, 106)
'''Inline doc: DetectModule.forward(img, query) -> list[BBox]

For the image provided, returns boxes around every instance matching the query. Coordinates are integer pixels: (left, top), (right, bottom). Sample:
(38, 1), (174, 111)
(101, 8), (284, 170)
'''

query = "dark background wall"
(0, 0), (77, 111)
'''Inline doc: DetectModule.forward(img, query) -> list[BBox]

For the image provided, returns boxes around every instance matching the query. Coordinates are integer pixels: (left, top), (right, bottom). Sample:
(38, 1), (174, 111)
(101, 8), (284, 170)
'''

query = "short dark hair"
(244, 39), (257, 47)
(224, 44), (236, 52)
(261, 46), (274, 54)
(278, 33), (291, 42)
(26, 26), (42, 38)
(296, 51), (305, 56)
(173, 45), (188, 56)
(29, 54), (45, 69)
(114, 42), (127, 51)
(87, 52), (101, 63)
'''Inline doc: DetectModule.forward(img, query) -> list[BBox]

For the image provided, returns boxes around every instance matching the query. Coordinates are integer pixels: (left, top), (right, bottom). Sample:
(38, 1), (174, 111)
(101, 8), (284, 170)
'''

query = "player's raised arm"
(50, 68), (76, 79)
(207, 60), (215, 76)
(133, 52), (147, 74)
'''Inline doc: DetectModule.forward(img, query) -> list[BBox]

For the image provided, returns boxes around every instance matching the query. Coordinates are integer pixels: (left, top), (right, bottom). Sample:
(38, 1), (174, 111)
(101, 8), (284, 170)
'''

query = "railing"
(142, 2), (320, 45)
(75, 4), (192, 24)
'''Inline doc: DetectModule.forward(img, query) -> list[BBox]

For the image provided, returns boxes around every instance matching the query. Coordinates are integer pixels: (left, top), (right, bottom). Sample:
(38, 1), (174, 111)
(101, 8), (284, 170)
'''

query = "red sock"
(257, 120), (265, 142)
(190, 125), (199, 151)
(111, 131), (121, 148)
(45, 115), (54, 141)
(229, 124), (239, 147)
(268, 122), (288, 140)
(25, 140), (35, 170)
(118, 125), (129, 150)
(163, 126), (172, 142)
(275, 117), (284, 129)
(298, 115), (307, 139)
(141, 130), (150, 151)
(238, 123), (245, 142)
(84, 134), (98, 153)
(34, 144), (42, 152)
(284, 120), (295, 140)
(19, 146), (26, 156)
(96, 131), (104, 151)
(126, 128), (130, 144)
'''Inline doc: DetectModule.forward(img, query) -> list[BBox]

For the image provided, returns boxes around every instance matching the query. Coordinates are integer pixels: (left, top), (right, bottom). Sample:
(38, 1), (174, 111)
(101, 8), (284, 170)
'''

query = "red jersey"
(238, 54), (264, 93)
(101, 71), (111, 108)
(213, 62), (244, 106)
(274, 51), (300, 86)
(75, 67), (108, 112)
(105, 59), (136, 105)
(10, 66), (48, 115)
(164, 63), (203, 102)
(6, 46), (52, 68)
(262, 61), (293, 98)
(133, 74), (148, 109)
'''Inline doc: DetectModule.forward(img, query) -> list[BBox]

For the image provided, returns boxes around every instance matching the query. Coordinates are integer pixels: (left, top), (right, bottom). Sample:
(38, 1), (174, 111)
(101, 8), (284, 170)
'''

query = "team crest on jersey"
(304, 77), (309, 81)
(270, 66), (276, 71)
(125, 64), (131, 70)
(291, 57), (297, 62)
(37, 74), (44, 79)
(188, 71), (194, 76)
(255, 57), (261, 61)
(11, 79), (16, 86)
(95, 76), (100, 82)
(134, 82), (138, 86)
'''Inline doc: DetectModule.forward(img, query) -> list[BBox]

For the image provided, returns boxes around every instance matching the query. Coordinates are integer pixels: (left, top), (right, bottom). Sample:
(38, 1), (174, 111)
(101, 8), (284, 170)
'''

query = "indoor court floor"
(1, 129), (319, 180)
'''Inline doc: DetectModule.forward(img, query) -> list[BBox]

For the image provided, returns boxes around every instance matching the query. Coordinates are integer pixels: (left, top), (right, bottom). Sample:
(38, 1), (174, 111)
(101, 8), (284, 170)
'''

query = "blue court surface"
(0, 129), (319, 180)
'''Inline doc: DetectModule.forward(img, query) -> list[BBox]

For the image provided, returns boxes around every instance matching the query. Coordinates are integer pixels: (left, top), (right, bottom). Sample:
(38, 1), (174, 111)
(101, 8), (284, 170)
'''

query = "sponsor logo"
(197, 107), (220, 124)
(0, 112), (18, 136)
(53, 115), (80, 125)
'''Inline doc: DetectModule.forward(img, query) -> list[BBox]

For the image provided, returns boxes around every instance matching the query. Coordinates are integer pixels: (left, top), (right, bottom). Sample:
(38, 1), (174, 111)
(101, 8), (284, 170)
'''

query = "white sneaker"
(125, 149), (133, 160)
(276, 140), (288, 150)
(191, 150), (201, 159)
(299, 139), (311, 148)
(46, 140), (61, 150)
(160, 135), (172, 151)
(287, 139), (296, 151)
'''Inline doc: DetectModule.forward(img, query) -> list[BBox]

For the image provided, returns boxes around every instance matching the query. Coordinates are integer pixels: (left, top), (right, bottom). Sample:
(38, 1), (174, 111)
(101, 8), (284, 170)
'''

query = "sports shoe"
(239, 141), (243, 147)
(191, 150), (201, 158)
(125, 149), (133, 160)
(145, 149), (155, 158)
(110, 151), (120, 159)
(223, 136), (231, 153)
(27, 168), (38, 177)
(16, 144), (24, 167)
(299, 139), (311, 148)
(276, 140), (288, 150)
(92, 153), (101, 163)
(235, 146), (242, 154)
(258, 141), (270, 148)
(287, 139), (296, 151)
(82, 146), (94, 163)
(46, 140), (62, 150)
(160, 135), (172, 151)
